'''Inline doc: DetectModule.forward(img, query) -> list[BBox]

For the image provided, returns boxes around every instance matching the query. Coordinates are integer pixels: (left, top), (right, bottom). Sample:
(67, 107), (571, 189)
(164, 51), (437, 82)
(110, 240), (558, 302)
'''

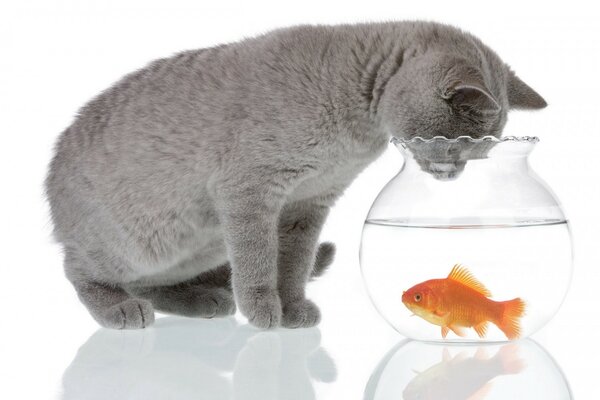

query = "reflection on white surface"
(365, 339), (572, 400)
(403, 344), (525, 399)
(61, 317), (336, 400)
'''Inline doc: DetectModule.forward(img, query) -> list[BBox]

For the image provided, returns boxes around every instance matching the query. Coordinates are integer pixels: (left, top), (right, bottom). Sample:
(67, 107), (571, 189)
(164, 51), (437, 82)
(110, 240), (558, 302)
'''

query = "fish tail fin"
(495, 344), (526, 374)
(497, 298), (526, 340)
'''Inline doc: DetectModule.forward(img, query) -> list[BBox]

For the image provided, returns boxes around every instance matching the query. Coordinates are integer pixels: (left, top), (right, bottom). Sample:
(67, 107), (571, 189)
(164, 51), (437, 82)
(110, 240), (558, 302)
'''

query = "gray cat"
(45, 21), (546, 330)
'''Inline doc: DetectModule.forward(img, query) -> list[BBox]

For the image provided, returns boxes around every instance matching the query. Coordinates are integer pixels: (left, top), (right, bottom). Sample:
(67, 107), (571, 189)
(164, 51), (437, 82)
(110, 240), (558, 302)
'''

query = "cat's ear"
(507, 73), (547, 110)
(444, 83), (501, 115)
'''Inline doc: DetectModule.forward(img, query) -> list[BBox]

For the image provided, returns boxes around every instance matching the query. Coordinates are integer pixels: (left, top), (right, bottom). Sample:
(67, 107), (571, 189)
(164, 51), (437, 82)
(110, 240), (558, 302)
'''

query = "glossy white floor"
(2, 1), (600, 398)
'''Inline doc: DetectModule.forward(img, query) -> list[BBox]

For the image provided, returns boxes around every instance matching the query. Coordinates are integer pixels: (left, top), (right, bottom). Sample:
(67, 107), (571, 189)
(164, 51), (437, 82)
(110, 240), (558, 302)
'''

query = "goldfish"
(402, 344), (525, 400)
(402, 264), (525, 340)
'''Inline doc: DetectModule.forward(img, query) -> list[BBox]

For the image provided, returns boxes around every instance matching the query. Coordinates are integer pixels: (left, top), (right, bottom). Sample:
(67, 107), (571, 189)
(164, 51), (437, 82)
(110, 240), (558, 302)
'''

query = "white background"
(1, 0), (599, 398)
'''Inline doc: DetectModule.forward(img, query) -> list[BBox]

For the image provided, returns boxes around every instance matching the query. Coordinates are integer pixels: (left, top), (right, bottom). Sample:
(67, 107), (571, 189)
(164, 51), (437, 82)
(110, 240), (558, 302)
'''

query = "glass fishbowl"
(360, 136), (573, 342)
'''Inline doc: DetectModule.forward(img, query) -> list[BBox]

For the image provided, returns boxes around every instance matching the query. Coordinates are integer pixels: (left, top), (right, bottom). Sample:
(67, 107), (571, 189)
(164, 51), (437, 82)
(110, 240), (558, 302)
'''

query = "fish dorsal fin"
(448, 264), (492, 297)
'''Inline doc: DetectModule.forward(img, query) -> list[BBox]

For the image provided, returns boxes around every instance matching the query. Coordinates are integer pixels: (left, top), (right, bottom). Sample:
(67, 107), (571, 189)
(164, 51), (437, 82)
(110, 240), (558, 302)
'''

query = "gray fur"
(45, 21), (545, 329)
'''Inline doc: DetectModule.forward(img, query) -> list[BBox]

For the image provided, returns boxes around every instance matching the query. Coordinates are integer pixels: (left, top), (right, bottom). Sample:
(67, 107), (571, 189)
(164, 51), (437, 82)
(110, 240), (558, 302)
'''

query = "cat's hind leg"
(129, 264), (236, 318)
(64, 250), (155, 329)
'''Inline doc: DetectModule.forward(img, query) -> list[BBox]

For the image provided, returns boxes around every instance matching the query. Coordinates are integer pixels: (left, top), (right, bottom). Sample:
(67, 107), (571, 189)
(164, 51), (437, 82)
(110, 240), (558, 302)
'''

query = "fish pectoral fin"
(442, 324), (467, 338)
(474, 321), (489, 338)
(433, 309), (448, 317)
(449, 325), (467, 337)
(467, 382), (493, 400)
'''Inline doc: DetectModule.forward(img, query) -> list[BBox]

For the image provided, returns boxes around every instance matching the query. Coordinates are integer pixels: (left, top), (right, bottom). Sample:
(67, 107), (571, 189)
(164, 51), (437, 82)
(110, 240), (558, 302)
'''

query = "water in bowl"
(360, 218), (572, 342)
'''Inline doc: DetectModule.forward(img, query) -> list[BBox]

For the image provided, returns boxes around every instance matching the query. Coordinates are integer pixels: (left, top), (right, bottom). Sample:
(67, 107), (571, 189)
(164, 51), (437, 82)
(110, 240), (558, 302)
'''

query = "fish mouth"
(403, 303), (431, 321)
(402, 301), (418, 313)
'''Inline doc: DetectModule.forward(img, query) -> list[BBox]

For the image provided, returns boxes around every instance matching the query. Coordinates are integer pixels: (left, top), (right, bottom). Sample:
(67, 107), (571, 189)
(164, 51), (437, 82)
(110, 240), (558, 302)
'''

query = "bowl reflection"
(61, 317), (336, 400)
(364, 339), (572, 400)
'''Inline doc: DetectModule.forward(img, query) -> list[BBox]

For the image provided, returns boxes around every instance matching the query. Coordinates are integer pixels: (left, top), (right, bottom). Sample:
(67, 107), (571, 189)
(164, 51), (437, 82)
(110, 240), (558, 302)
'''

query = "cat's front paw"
(237, 286), (282, 329)
(100, 298), (155, 329)
(282, 298), (321, 328)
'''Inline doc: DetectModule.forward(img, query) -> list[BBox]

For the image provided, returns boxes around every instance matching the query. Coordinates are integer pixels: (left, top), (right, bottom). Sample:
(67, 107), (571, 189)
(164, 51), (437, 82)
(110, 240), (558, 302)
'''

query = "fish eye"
(414, 293), (422, 302)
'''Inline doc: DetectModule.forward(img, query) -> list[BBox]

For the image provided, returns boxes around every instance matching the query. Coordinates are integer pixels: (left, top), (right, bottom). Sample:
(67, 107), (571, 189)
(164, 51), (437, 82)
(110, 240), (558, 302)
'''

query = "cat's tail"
(311, 242), (336, 279)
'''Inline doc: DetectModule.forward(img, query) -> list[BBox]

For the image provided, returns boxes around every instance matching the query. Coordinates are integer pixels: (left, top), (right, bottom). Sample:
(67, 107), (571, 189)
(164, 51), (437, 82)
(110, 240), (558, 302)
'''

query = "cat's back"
(47, 21), (496, 176)
(50, 22), (416, 153)
(48, 26), (350, 179)
(52, 26), (330, 154)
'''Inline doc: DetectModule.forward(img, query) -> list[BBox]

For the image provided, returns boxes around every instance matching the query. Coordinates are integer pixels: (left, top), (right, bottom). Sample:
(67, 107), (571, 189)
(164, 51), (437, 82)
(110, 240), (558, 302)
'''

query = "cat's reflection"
(61, 316), (336, 400)
(365, 339), (572, 400)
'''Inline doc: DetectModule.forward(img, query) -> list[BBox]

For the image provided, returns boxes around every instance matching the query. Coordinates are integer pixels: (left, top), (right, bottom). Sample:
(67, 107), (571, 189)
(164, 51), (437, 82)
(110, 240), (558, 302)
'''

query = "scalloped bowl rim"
(391, 135), (540, 145)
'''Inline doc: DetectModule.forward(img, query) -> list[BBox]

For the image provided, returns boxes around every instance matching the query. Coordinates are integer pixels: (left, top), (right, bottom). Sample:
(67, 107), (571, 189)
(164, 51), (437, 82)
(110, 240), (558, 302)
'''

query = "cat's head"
(378, 48), (546, 179)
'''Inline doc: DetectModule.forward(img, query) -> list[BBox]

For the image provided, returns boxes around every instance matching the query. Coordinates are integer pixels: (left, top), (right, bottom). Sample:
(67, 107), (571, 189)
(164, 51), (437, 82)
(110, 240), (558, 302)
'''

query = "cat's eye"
(414, 294), (422, 302)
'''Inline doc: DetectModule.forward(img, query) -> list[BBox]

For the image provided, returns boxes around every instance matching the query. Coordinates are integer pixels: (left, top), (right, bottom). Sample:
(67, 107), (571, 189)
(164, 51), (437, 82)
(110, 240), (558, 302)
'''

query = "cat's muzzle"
(419, 160), (466, 181)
